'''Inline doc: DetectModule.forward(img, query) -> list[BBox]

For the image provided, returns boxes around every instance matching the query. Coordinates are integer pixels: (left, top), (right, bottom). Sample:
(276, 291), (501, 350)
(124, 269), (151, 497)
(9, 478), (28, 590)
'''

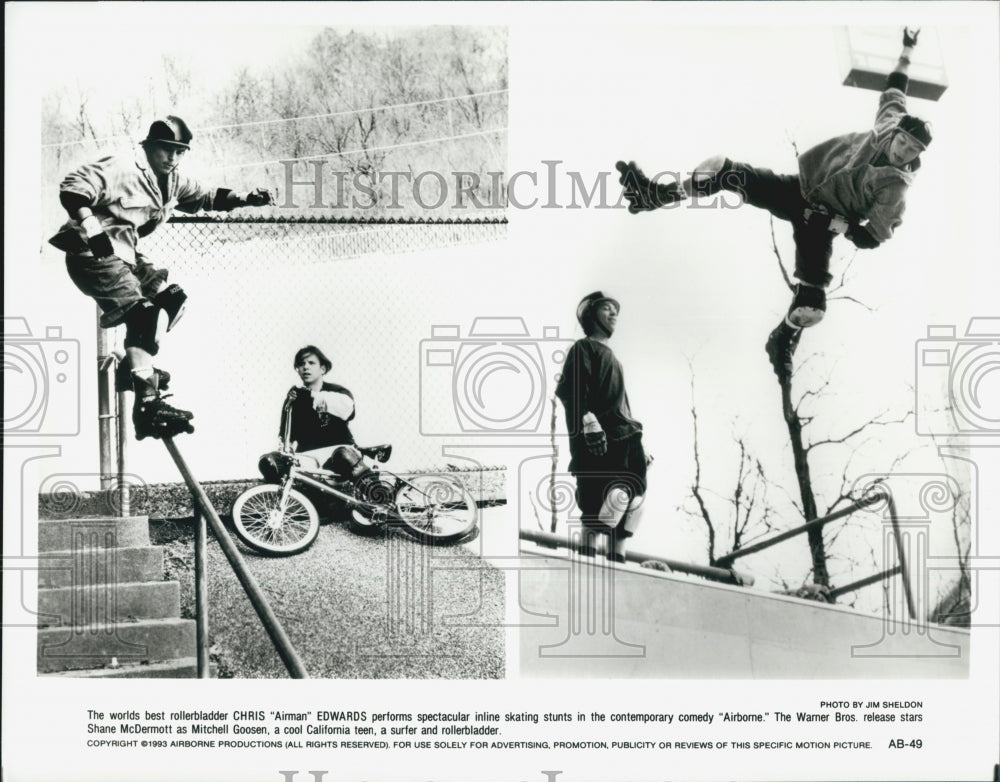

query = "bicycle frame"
(274, 398), (440, 521)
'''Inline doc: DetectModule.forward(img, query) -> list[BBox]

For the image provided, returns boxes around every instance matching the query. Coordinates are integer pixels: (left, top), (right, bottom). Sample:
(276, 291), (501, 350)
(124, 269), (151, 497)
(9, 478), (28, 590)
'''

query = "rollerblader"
(555, 292), (650, 563)
(50, 116), (274, 439)
(616, 28), (931, 382)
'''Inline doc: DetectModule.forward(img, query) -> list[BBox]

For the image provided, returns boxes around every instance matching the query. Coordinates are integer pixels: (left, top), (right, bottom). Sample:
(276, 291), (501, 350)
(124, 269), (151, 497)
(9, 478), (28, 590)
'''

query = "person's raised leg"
(765, 222), (834, 381)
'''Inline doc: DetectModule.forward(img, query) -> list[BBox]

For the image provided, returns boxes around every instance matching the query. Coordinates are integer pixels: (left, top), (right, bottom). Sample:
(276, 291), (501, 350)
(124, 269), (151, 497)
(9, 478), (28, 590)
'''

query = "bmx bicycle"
(229, 405), (478, 555)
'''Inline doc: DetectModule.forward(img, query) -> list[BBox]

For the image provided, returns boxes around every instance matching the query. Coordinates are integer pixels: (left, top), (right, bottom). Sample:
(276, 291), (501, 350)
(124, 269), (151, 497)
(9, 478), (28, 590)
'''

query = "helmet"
(896, 114), (932, 148)
(142, 116), (193, 149)
(576, 291), (620, 336)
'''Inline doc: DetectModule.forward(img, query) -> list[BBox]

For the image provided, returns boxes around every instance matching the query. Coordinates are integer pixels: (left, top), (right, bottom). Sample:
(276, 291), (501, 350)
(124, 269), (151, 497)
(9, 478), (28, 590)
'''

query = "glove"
(903, 27), (920, 48)
(242, 188), (274, 207)
(615, 160), (683, 213)
(81, 215), (115, 258)
(584, 429), (608, 457)
(846, 225), (881, 250)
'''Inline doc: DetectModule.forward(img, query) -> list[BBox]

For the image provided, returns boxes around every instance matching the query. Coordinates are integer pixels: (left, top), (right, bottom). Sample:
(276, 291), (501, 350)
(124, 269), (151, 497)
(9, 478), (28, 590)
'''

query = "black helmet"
(142, 116), (193, 149)
(576, 291), (620, 336)
(897, 114), (932, 148)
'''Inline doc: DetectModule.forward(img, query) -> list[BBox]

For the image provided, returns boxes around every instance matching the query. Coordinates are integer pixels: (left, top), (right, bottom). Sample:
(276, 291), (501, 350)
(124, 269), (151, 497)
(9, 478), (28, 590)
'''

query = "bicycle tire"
(391, 474), (478, 545)
(230, 484), (320, 555)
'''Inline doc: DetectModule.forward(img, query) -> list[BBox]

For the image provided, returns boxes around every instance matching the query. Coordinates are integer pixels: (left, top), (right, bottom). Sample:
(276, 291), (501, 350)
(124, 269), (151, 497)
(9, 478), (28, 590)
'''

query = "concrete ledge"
(39, 466), (506, 520)
(518, 549), (970, 679)
(37, 617), (196, 673)
(38, 581), (182, 626)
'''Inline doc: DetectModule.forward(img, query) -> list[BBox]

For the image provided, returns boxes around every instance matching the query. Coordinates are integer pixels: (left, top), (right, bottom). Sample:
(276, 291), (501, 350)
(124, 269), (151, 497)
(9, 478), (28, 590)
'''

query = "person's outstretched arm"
(887, 27), (919, 92)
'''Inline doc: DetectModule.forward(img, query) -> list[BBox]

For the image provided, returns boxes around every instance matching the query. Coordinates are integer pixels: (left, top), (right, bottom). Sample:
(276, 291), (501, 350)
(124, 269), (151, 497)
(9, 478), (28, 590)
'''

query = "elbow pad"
(212, 188), (234, 211)
(60, 190), (93, 219)
(847, 225), (881, 250)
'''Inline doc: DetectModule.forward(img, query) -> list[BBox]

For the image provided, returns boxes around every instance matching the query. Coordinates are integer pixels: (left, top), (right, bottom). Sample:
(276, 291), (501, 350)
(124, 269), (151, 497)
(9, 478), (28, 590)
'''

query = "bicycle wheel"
(230, 484), (320, 555)
(392, 474), (478, 545)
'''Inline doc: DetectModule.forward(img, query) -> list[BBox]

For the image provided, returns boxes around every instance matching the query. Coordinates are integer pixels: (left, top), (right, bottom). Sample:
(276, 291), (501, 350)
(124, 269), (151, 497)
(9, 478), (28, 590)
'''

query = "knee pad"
(326, 445), (367, 481)
(258, 452), (285, 483)
(122, 300), (161, 355)
(618, 494), (645, 537)
(594, 484), (634, 531)
(152, 284), (188, 332)
(788, 284), (826, 328)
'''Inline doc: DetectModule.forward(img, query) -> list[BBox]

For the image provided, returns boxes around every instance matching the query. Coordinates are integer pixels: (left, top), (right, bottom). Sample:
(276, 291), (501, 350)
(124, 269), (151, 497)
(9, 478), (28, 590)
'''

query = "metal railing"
(712, 489), (916, 619)
(164, 437), (309, 679)
(518, 528), (754, 587)
(520, 488), (915, 619)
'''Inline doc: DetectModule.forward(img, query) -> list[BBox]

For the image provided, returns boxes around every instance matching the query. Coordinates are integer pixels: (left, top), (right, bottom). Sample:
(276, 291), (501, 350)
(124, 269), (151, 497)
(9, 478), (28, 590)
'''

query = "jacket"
(798, 87), (917, 243)
(49, 149), (216, 263)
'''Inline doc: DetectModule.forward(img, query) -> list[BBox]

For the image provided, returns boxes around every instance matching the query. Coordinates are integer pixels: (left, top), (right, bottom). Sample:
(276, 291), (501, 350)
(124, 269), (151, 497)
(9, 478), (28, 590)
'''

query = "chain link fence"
(125, 215), (507, 483)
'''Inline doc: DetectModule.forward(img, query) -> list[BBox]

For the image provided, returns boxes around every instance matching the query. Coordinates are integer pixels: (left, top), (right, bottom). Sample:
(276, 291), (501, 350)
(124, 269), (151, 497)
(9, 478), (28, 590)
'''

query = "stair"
(36, 516), (202, 678)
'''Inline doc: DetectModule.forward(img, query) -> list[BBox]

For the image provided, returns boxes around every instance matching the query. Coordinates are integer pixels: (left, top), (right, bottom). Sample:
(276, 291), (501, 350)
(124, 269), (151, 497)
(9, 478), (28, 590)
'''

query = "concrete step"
(37, 617), (196, 673)
(40, 657), (215, 679)
(38, 516), (151, 553)
(38, 546), (166, 588)
(38, 581), (181, 627)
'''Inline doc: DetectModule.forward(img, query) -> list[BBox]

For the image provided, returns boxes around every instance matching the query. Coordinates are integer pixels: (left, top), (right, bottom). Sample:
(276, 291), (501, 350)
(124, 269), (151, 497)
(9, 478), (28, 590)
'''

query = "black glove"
(903, 27), (920, 48)
(87, 232), (115, 258)
(80, 216), (115, 258)
(243, 188), (274, 207)
(584, 429), (608, 457)
(847, 225), (881, 250)
(616, 160), (683, 213)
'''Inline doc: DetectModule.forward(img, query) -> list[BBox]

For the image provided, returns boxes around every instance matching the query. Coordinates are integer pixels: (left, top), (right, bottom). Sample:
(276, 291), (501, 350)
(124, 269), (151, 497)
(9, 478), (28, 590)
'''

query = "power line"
(209, 127), (508, 172)
(40, 89), (509, 150)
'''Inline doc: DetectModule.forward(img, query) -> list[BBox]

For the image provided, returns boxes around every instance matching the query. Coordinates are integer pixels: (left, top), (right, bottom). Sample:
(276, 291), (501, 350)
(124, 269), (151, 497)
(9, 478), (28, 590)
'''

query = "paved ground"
(155, 506), (506, 679)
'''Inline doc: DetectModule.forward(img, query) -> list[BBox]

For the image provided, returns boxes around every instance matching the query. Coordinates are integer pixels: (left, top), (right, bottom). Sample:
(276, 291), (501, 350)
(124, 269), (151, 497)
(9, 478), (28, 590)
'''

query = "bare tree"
(684, 370), (779, 567)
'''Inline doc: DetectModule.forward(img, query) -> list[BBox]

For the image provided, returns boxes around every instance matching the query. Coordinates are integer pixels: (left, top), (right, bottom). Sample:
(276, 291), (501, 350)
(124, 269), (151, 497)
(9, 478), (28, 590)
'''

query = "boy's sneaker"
(765, 322), (802, 382)
(133, 397), (195, 440)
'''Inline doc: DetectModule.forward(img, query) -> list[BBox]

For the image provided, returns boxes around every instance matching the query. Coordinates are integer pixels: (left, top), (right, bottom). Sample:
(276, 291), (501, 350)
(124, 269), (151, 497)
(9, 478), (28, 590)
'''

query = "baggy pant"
(719, 162), (835, 288)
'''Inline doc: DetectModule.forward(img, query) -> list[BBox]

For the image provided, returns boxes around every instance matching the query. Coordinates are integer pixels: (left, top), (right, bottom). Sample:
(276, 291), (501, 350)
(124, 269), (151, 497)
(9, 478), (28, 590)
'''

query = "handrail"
(163, 437), (310, 678)
(713, 490), (916, 619)
(519, 528), (754, 587)
(714, 493), (886, 567)
(192, 501), (211, 678)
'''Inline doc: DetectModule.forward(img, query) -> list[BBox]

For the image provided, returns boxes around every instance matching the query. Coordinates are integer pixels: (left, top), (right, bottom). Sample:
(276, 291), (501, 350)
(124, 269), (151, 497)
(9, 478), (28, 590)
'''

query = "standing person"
(49, 115), (274, 439)
(555, 292), (649, 563)
(616, 28), (931, 381)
